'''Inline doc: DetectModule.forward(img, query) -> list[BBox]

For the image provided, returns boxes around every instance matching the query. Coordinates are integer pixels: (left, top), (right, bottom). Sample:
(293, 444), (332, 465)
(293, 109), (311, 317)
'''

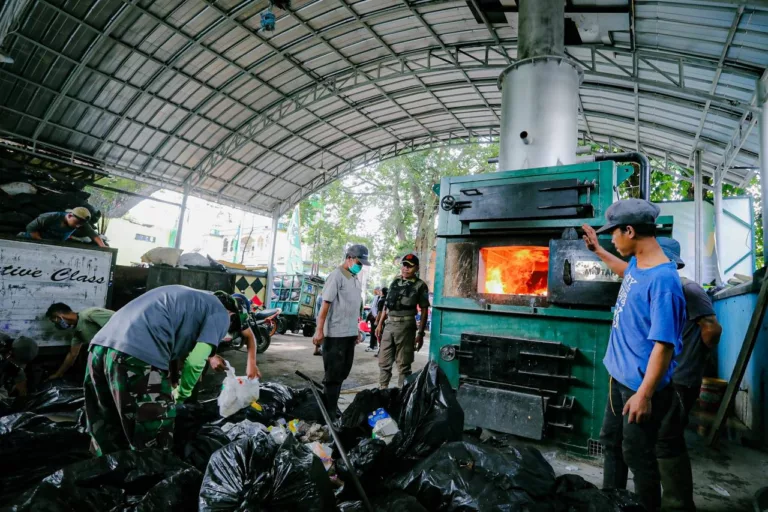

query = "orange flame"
(480, 246), (549, 296)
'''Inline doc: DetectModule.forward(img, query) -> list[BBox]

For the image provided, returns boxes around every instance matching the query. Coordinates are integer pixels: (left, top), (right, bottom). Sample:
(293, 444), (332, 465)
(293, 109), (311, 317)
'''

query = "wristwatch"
(417, 330), (425, 336)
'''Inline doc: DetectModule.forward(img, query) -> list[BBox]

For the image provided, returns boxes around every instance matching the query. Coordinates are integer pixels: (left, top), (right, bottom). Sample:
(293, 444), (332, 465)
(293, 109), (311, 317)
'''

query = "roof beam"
(400, 0), (500, 123)
(335, 0), (472, 134)
(31, 1), (136, 142)
(687, 6), (744, 166)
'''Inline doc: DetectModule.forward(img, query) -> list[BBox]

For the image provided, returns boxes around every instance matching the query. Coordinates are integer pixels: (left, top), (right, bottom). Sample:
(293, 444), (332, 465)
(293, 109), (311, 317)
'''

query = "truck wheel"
(277, 316), (288, 335)
(302, 325), (315, 337)
(257, 326), (271, 353)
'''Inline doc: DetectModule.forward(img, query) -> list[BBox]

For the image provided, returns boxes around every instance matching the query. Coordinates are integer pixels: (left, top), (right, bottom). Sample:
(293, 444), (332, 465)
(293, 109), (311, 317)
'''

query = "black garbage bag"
(199, 431), (335, 511)
(392, 439), (556, 511)
(388, 362), (463, 462)
(338, 491), (428, 511)
(0, 412), (91, 502)
(287, 387), (339, 424)
(339, 387), (401, 436)
(178, 424), (232, 471)
(553, 474), (645, 512)
(16, 386), (84, 414)
(6, 449), (201, 511)
(336, 438), (390, 487)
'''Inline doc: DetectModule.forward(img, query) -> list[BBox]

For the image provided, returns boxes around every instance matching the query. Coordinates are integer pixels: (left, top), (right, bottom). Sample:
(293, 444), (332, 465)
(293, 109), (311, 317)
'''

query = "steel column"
(760, 76), (768, 264)
(518, 0), (564, 59)
(174, 184), (190, 250)
(266, 211), (280, 308)
(694, 150), (704, 284)
(713, 170), (725, 284)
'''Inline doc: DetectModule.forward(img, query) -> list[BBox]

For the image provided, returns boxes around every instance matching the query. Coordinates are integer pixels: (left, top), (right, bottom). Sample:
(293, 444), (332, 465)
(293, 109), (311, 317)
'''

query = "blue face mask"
(54, 318), (73, 330)
(349, 262), (363, 275)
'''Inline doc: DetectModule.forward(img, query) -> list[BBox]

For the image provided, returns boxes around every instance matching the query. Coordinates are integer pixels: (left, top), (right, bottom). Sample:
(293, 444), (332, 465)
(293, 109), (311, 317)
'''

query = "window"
(230, 239), (235, 251)
(135, 234), (156, 243)
(223, 238), (229, 253)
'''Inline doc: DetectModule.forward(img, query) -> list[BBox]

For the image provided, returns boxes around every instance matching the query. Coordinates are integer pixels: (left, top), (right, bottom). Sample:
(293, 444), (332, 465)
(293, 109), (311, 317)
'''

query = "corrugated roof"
(1, 0), (766, 215)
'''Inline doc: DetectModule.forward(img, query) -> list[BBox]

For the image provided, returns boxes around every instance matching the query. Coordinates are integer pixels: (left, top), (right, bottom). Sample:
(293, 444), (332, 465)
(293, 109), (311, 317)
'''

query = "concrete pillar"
(694, 150), (704, 283)
(265, 210), (280, 308)
(760, 77), (768, 266)
(174, 184), (189, 249)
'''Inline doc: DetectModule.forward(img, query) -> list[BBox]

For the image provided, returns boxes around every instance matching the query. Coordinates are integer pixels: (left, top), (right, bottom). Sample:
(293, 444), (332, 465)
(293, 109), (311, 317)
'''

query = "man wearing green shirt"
(45, 303), (115, 380)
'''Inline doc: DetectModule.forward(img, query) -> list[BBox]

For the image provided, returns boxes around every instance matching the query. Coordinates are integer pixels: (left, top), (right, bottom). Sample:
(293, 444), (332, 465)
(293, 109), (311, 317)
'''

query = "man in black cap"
(582, 199), (686, 512)
(313, 244), (370, 417)
(375, 253), (430, 388)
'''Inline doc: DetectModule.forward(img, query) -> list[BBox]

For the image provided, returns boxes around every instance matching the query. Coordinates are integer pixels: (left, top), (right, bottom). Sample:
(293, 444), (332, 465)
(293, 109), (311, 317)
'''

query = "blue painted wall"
(713, 291), (768, 447)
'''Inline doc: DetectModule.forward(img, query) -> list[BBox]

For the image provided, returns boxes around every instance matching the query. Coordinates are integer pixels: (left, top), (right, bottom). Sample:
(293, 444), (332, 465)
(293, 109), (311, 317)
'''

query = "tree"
(302, 142), (498, 281)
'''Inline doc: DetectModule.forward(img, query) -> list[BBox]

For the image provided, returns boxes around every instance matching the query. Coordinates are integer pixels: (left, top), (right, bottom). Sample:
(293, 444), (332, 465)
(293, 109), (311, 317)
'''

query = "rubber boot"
(659, 453), (696, 511)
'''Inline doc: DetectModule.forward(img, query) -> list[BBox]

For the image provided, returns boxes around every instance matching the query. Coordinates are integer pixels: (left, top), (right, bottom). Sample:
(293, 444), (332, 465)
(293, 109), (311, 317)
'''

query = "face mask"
(349, 262), (363, 275)
(54, 318), (73, 330)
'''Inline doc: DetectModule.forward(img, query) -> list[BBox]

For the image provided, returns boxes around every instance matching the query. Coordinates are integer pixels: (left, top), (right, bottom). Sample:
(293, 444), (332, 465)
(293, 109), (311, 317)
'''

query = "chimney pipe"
(497, 0), (582, 172)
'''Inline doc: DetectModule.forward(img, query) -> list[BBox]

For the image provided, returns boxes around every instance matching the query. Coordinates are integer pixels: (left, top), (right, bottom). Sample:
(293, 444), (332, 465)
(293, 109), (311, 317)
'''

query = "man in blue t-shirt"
(582, 199), (686, 512)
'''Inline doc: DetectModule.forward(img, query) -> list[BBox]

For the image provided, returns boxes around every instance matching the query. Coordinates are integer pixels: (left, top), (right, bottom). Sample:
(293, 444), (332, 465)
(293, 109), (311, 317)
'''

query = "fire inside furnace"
(479, 246), (549, 296)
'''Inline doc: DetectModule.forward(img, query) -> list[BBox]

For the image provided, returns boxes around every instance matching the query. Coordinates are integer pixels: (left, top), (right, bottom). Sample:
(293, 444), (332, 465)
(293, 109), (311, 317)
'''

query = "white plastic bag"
(218, 362), (260, 418)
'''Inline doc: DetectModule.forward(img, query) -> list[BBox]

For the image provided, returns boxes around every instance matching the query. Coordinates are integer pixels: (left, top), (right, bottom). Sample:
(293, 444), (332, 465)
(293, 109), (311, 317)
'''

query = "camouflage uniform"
(84, 345), (175, 456)
(379, 276), (430, 388)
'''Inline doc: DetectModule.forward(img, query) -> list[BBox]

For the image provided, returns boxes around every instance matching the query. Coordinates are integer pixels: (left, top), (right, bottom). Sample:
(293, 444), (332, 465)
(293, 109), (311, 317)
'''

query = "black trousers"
(601, 377), (674, 512)
(656, 383), (700, 459)
(322, 336), (356, 418)
(368, 314), (377, 349)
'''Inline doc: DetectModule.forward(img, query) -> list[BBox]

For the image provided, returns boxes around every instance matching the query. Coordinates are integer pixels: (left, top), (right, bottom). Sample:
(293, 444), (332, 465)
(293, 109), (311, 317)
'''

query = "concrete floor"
(214, 332), (766, 512)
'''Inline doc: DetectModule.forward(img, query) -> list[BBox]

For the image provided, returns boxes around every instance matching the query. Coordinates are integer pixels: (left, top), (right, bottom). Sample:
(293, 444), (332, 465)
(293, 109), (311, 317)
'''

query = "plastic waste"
(199, 431), (335, 511)
(140, 247), (183, 266)
(337, 491), (428, 511)
(392, 439), (556, 511)
(388, 362), (464, 461)
(179, 424), (232, 471)
(307, 441), (333, 471)
(16, 385), (84, 414)
(553, 474), (646, 511)
(218, 362), (260, 418)
(0, 413), (91, 502)
(335, 438), (389, 493)
(370, 409), (399, 445)
(338, 387), (402, 450)
(221, 419), (267, 441)
(6, 449), (202, 511)
(269, 425), (288, 444)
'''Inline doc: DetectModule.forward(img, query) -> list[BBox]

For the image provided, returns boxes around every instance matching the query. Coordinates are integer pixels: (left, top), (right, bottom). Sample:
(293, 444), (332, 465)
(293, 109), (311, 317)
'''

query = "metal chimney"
(497, 0), (582, 171)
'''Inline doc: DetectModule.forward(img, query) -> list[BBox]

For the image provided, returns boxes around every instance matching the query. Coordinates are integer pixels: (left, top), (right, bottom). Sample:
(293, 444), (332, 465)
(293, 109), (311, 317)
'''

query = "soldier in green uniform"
(84, 285), (261, 455)
(375, 253), (430, 388)
(45, 303), (115, 381)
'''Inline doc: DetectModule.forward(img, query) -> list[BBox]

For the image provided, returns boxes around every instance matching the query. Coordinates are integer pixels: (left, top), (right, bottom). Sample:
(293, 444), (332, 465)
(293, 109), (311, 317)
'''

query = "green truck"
(271, 273), (325, 337)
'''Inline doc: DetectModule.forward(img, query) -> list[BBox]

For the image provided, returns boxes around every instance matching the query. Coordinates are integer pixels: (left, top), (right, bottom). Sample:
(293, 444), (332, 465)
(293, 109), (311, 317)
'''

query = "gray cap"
(596, 199), (661, 234)
(12, 336), (39, 366)
(346, 244), (371, 266)
(658, 237), (685, 269)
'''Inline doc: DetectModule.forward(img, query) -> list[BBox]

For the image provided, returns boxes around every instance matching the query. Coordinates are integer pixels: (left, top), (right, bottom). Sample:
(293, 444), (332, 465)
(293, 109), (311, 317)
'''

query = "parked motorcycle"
(219, 307), (282, 354)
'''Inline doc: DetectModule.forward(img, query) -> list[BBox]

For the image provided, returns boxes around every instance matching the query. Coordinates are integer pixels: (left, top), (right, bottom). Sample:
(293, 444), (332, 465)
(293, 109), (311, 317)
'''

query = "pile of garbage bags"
(1, 362), (646, 511)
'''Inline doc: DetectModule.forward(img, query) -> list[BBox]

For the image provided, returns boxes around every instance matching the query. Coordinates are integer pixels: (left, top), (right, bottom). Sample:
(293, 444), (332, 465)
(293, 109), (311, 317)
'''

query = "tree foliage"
(299, 143), (498, 285)
(300, 141), (762, 287)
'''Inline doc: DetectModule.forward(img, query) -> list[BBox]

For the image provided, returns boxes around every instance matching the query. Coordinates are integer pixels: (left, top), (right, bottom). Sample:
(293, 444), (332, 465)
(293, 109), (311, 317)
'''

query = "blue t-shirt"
(603, 257), (686, 391)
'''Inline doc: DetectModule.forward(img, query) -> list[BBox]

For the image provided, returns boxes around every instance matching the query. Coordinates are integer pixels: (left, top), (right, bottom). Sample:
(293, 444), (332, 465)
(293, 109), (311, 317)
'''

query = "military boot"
(659, 453), (696, 511)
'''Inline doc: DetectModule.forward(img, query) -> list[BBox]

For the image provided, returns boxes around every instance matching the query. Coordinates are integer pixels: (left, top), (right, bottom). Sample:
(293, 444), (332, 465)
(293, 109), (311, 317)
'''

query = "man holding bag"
(84, 285), (261, 455)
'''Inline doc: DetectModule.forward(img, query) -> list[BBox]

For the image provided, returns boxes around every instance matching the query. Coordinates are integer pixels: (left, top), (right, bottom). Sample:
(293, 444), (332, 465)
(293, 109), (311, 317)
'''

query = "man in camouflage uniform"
(85, 285), (261, 455)
(375, 253), (430, 388)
